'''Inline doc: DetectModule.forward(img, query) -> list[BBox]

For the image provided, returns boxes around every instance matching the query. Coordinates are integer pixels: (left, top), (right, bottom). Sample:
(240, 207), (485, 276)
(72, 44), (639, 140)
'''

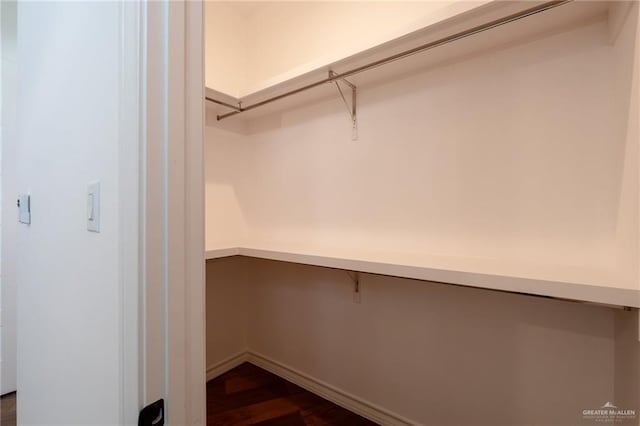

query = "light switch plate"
(17, 194), (31, 224)
(87, 182), (100, 232)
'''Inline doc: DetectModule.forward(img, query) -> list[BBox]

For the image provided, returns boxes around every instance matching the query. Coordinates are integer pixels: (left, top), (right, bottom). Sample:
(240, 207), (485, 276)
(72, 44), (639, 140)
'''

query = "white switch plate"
(17, 194), (31, 224)
(87, 182), (100, 232)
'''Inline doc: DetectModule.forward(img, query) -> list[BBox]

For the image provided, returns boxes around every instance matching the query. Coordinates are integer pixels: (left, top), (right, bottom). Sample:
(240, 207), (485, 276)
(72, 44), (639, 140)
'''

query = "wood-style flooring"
(0, 363), (375, 426)
(1, 392), (16, 426)
(208, 363), (377, 426)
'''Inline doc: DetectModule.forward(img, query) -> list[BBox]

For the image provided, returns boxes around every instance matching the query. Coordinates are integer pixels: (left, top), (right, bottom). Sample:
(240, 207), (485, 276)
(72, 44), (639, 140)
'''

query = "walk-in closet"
(203, 2), (640, 424)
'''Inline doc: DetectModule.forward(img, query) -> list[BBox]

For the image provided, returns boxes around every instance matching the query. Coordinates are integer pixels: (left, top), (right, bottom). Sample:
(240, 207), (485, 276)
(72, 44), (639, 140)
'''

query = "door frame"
(119, 1), (143, 424)
(139, 1), (206, 424)
(2, 1), (204, 423)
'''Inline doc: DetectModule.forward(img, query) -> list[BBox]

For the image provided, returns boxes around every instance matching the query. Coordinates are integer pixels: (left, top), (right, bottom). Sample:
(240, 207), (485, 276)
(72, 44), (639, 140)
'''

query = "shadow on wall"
(206, 256), (638, 426)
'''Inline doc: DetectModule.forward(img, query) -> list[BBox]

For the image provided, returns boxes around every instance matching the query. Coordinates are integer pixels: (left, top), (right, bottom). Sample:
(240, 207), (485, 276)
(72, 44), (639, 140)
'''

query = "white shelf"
(206, 0), (610, 123)
(205, 247), (241, 258)
(205, 246), (640, 309)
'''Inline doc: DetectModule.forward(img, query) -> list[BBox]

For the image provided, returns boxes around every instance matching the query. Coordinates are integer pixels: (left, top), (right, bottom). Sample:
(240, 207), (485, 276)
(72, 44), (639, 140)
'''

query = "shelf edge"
(205, 246), (639, 308)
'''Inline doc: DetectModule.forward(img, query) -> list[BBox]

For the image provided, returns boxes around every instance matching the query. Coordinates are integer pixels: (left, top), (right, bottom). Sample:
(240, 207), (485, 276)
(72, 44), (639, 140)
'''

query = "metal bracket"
(329, 71), (357, 140)
(346, 271), (361, 303)
(206, 96), (243, 121)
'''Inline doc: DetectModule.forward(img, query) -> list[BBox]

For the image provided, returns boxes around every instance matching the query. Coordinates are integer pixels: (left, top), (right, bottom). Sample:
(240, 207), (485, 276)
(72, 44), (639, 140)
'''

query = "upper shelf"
(206, 0), (613, 123)
(205, 246), (640, 309)
(205, 1), (493, 99)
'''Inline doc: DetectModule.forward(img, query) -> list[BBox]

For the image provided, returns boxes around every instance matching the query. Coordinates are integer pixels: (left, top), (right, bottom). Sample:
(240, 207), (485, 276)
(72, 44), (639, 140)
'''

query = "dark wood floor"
(1, 392), (16, 426)
(0, 364), (374, 426)
(208, 363), (377, 426)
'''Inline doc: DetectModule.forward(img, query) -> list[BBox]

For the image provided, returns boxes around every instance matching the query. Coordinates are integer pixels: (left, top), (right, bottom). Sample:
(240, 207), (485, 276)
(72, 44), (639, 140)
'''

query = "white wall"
(12, 3), (124, 423)
(614, 309), (639, 413)
(205, 1), (487, 97)
(0, 0), (4, 395)
(246, 258), (620, 426)
(204, 3), (248, 98)
(611, 1), (640, 292)
(206, 257), (248, 369)
(204, 256), (638, 425)
(207, 12), (637, 289)
(205, 125), (249, 250)
(1, 0), (17, 396)
(611, 1), (640, 408)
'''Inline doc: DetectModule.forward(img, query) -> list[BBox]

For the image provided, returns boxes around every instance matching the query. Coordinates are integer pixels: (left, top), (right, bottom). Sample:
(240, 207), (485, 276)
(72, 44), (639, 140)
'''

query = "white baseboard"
(206, 351), (248, 382)
(246, 351), (418, 426)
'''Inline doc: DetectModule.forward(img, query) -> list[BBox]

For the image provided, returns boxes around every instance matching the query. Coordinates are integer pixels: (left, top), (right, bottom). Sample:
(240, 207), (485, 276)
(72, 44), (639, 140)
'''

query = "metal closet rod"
(208, 0), (571, 120)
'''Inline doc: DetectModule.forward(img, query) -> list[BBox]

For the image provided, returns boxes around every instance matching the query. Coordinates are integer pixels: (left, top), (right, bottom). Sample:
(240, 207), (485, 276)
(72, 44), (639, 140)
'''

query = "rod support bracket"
(346, 271), (360, 291)
(329, 71), (358, 140)
(346, 271), (361, 303)
(214, 100), (243, 121)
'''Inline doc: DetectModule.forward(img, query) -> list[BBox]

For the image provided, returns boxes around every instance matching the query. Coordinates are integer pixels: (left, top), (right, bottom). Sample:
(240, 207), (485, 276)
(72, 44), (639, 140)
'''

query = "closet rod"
(206, 97), (242, 111)
(210, 0), (571, 120)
